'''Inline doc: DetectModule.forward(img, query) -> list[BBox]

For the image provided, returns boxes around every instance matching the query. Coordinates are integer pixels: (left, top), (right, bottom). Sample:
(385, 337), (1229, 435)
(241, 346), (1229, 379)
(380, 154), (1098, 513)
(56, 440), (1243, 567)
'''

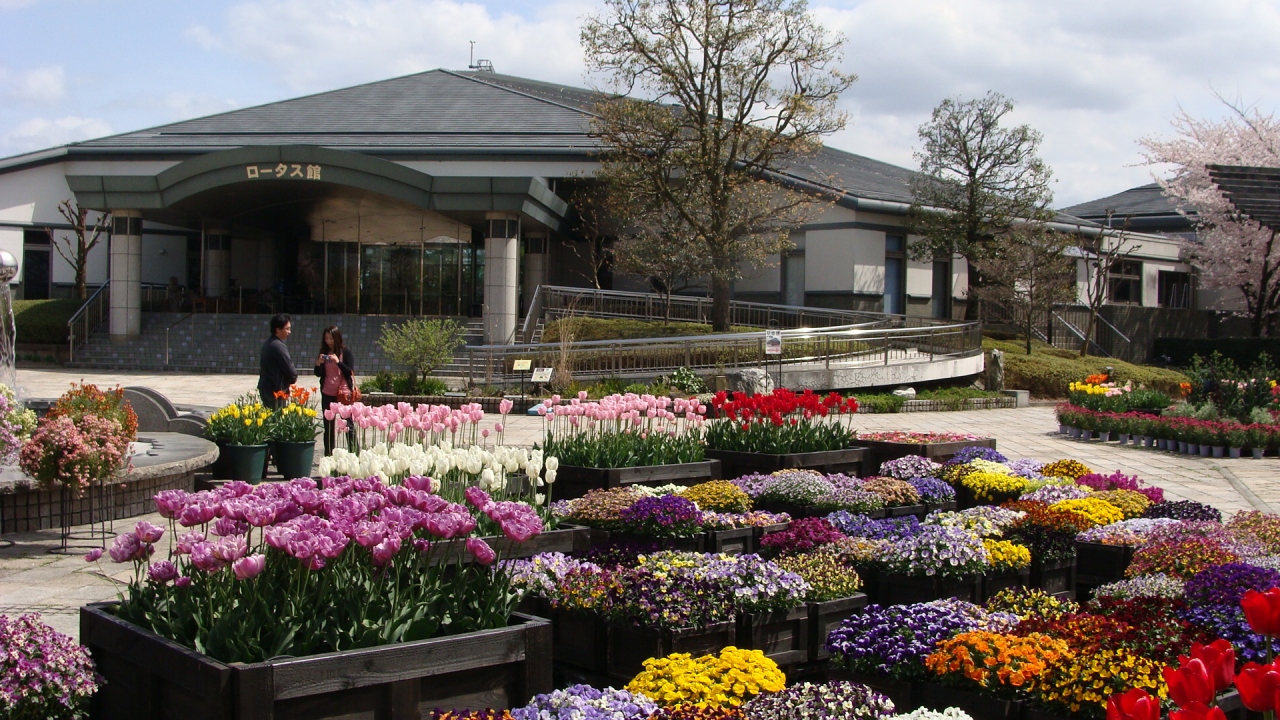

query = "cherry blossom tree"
(1140, 106), (1280, 337)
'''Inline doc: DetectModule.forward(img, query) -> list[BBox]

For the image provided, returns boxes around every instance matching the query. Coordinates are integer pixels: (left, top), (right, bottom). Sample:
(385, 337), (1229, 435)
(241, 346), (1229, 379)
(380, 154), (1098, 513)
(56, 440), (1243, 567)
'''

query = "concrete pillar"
(522, 233), (547, 312)
(109, 211), (142, 342)
(483, 212), (519, 345)
(204, 229), (230, 297)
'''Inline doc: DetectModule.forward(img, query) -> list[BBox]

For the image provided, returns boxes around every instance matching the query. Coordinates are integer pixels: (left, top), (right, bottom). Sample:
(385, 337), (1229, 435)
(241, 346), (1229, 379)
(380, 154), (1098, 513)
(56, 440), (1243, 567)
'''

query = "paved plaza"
(3, 368), (1277, 640)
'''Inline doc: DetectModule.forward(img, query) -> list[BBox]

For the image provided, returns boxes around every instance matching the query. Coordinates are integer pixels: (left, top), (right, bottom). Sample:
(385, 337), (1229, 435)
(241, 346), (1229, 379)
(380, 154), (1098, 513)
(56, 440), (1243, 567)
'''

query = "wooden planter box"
(705, 447), (868, 480)
(827, 668), (917, 712)
(808, 594), (869, 662)
(81, 603), (553, 720)
(1021, 709), (1073, 720)
(551, 610), (609, 674)
(853, 564), (882, 605)
(1075, 541), (1135, 586)
(605, 532), (708, 553)
(606, 621), (736, 683)
(917, 681), (1024, 720)
(876, 571), (982, 605)
(705, 527), (756, 555)
(555, 460), (722, 501)
(1030, 556), (1077, 599)
(981, 568), (1032, 602)
(861, 437), (998, 469)
(888, 504), (927, 518)
(736, 606), (810, 667)
(956, 486), (1019, 511)
(924, 501), (958, 515)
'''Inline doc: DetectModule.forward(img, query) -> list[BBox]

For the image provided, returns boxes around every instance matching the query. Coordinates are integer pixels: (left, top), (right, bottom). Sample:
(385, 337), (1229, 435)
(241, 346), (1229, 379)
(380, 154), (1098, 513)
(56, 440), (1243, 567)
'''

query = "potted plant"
(539, 393), (718, 499)
(727, 555), (812, 667)
(773, 551), (868, 664)
(703, 389), (868, 477)
(20, 383), (136, 499)
(856, 430), (997, 466)
(1225, 423), (1248, 458)
(204, 397), (272, 482)
(877, 525), (988, 604)
(980, 538), (1032, 600)
(1247, 423), (1270, 459)
(268, 385), (320, 480)
(920, 630), (1071, 720)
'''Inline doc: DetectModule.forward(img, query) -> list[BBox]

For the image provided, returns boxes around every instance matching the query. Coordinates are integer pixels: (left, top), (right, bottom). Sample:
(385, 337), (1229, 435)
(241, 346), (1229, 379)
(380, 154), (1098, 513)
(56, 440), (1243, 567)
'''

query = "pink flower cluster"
(325, 400), (513, 446)
(538, 391), (707, 430)
(19, 413), (130, 494)
(0, 613), (99, 718)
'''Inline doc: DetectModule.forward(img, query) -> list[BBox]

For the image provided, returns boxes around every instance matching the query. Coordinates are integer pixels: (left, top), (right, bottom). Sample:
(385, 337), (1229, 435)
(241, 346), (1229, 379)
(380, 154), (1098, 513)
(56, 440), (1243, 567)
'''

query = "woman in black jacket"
(314, 325), (355, 455)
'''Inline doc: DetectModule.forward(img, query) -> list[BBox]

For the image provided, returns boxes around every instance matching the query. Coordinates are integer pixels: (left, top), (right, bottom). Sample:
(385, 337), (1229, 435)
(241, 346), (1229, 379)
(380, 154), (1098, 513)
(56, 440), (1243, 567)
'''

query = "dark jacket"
(258, 336), (298, 401)
(314, 347), (355, 396)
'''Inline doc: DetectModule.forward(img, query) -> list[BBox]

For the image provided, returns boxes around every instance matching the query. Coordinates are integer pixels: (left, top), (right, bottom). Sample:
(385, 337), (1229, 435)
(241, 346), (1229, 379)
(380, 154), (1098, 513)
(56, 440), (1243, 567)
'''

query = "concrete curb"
(1213, 463), (1276, 514)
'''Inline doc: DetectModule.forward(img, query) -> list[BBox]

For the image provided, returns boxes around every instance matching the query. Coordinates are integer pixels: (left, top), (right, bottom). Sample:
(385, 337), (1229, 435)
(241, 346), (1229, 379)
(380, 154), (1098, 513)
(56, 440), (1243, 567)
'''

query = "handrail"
(67, 283), (109, 362)
(164, 313), (196, 366)
(521, 284), (545, 343)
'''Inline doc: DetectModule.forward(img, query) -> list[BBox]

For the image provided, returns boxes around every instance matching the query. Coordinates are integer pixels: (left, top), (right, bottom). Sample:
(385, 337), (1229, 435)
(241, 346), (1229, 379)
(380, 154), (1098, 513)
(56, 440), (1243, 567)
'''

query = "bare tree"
(971, 225), (1076, 354)
(565, 183), (616, 289)
(613, 201), (712, 321)
(1075, 213), (1142, 357)
(45, 199), (109, 300)
(908, 92), (1054, 320)
(582, 0), (855, 331)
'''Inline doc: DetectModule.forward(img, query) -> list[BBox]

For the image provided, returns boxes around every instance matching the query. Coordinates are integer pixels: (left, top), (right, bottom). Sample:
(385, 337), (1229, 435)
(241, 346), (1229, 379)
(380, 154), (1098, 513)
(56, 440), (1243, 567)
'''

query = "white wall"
(49, 229), (109, 286)
(735, 253), (781, 293)
(140, 234), (187, 286)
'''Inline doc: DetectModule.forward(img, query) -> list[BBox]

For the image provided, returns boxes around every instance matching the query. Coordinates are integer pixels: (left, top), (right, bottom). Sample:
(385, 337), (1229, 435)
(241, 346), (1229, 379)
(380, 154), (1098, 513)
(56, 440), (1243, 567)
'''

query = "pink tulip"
(148, 560), (179, 584)
(83, 548), (103, 562)
(175, 576), (192, 587)
(371, 536), (401, 567)
(153, 489), (188, 519)
(466, 537), (496, 565)
(232, 554), (267, 580)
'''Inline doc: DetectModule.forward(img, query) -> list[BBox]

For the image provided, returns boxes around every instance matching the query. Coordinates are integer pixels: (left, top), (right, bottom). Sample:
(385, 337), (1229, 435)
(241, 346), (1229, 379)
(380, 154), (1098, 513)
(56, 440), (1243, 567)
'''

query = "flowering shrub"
(1125, 537), (1241, 579)
(0, 383), (34, 463)
(21, 383), (136, 496)
(947, 446), (1008, 464)
(1182, 562), (1280, 607)
(0, 613), (98, 720)
(925, 631), (1071, 693)
(1142, 500), (1222, 523)
(1086, 490), (1150, 519)
(984, 588), (1078, 620)
(625, 647), (785, 708)
(861, 477), (921, 506)
(1093, 574), (1186, 601)
(1002, 501), (1091, 563)
(823, 537), (894, 566)
(1040, 459), (1092, 480)
(827, 599), (1017, 679)
(775, 552), (863, 601)
(827, 512), (920, 540)
(1047, 498), (1124, 528)
(959, 471), (1027, 501)
(511, 684), (657, 720)
(106, 476), (543, 663)
(908, 477), (956, 503)
(1075, 471), (1164, 504)
(541, 393), (706, 467)
(925, 507), (1025, 538)
(564, 488), (644, 528)
(756, 470), (834, 506)
(729, 473), (774, 498)
(1076, 518), (1180, 546)
(705, 389), (859, 454)
(1036, 646), (1167, 715)
(619, 495), (705, 538)
(680, 481), (753, 513)
(879, 455), (942, 480)
(983, 539), (1031, 571)
(1021, 483), (1091, 504)
(1178, 604), (1269, 664)
(883, 525), (990, 578)
(757, 518), (846, 556)
(700, 510), (791, 530)
(741, 681), (896, 720)
(608, 565), (735, 630)
(504, 552), (605, 605)
(1228, 511), (1280, 554)
(1006, 458), (1045, 479)
(856, 431), (987, 444)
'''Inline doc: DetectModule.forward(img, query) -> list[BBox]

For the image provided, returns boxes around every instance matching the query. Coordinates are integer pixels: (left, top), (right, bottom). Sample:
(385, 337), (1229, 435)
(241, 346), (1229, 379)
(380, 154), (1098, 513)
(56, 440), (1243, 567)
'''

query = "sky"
(1, 0), (1278, 208)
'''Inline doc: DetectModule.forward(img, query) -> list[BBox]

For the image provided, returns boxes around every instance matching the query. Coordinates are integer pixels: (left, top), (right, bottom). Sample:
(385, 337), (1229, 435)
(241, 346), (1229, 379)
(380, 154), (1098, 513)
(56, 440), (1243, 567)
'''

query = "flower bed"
(857, 432), (998, 467)
(704, 390), (868, 478)
(1055, 402), (1280, 457)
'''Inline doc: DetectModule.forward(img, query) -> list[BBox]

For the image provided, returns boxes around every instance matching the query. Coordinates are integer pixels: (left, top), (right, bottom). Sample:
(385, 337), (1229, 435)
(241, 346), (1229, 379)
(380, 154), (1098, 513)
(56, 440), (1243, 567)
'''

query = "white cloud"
(0, 0), (40, 9)
(0, 65), (66, 105)
(1, 116), (112, 154)
(161, 92), (240, 120)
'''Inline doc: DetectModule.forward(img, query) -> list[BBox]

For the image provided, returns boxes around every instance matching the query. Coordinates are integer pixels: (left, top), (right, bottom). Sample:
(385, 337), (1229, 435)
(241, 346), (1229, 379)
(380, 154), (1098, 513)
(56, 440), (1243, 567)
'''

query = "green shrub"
(1152, 337), (1280, 369)
(14, 299), (79, 344)
(666, 367), (708, 394)
(541, 317), (756, 343)
(378, 318), (464, 376)
(987, 338), (1188, 398)
(858, 393), (905, 413)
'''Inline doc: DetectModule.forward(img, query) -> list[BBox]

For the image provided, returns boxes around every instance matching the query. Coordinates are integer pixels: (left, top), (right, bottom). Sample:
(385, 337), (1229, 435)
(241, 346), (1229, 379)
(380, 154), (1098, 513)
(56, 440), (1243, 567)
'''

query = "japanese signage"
(765, 329), (783, 355)
(245, 163), (322, 180)
(530, 367), (553, 383)
(512, 359), (532, 371)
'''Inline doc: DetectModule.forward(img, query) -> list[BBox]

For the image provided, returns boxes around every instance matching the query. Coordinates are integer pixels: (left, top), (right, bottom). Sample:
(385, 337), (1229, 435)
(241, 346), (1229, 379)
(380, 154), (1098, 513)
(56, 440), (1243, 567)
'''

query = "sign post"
(512, 359), (532, 405)
(764, 328), (783, 390)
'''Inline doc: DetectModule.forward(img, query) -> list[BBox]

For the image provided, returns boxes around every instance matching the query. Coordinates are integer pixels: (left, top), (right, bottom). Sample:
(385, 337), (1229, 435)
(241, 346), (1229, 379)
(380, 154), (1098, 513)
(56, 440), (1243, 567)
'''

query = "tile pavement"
(4, 368), (1278, 640)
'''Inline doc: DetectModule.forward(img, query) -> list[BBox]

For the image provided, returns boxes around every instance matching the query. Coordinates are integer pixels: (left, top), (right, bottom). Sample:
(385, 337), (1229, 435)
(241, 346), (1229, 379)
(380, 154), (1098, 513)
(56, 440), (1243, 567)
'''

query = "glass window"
(932, 259), (951, 319)
(1108, 260), (1142, 305)
(884, 235), (906, 315)
(783, 251), (805, 307)
(1158, 270), (1192, 309)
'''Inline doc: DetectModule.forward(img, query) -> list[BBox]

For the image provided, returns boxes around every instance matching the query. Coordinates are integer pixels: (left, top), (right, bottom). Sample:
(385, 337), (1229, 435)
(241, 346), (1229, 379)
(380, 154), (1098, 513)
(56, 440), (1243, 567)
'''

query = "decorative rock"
(892, 387), (916, 398)
(725, 368), (774, 396)
(167, 416), (208, 436)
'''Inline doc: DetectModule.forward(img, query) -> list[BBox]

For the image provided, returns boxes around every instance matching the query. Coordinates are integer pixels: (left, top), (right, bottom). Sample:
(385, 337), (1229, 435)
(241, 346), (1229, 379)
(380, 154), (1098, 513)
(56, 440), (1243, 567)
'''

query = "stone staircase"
(66, 313), (484, 376)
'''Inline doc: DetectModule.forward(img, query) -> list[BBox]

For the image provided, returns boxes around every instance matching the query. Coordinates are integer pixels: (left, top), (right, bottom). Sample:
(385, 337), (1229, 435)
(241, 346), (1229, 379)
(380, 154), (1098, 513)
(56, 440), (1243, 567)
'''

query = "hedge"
(541, 317), (756, 343)
(987, 338), (1188, 399)
(1151, 337), (1280, 369)
(13, 299), (79, 344)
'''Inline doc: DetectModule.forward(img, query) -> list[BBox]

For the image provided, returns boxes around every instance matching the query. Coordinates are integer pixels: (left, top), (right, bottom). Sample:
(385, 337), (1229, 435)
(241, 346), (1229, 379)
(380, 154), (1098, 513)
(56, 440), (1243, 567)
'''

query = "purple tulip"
(134, 520), (165, 544)
(466, 537), (496, 565)
(189, 542), (225, 572)
(353, 520), (387, 549)
(83, 548), (102, 562)
(210, 516), (248, 537)
(178, 502), (217, 527)
(212, 535), (248, 563)
(371, 536), (401, 567)
(465, 486), (493, 511)
(108, 533), (141, 563)
(174, 575), (192, 587)
(232, 554), (267, 580)
(153, 489), (189, 519)
(147, 560), (179, 584)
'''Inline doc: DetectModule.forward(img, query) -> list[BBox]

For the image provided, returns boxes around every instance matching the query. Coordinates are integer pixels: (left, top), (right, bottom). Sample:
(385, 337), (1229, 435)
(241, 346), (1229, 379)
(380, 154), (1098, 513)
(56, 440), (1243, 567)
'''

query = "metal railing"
(1047, 306), (1132, 357)
(67, 283), (110, 362)
(469, 317), (982, 386)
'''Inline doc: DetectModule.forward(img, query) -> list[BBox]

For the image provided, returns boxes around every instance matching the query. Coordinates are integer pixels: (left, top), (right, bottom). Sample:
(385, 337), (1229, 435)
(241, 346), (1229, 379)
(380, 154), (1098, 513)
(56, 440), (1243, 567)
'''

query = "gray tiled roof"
(1059, 183), (1193, 220)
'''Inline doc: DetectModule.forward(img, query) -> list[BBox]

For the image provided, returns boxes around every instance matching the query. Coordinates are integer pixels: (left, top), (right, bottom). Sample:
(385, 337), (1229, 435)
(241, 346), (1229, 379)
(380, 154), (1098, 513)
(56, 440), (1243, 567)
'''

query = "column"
(204, 228), (230, 298)
(483, 212), (519, 345)
(109, 211), (142, 342)
(522, 233), (547, 313)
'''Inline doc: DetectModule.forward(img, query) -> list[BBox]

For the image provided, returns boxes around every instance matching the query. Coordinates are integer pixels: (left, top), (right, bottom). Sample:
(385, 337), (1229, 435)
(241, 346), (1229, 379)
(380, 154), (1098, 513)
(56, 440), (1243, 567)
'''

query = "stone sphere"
(0, 251), (16, 284)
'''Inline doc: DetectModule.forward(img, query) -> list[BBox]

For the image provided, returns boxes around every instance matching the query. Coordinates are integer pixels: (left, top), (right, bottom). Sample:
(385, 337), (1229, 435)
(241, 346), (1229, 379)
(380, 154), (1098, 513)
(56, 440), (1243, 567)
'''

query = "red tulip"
(1164, 658), (1216, 708)
(1235, 661), (1280, 712)
(1170, 703), (1227, 720)
(1242, 588), (1280, 637)
(1183, 639), (1236, 693)
(1107, 688), (1161, 720)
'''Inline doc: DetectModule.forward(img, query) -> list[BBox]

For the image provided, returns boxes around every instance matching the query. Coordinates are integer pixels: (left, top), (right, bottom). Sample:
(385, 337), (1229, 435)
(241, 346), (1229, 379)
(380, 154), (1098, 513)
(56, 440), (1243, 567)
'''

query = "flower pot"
(705, 447), (868, 480)
(1097, 431), (1111, 442)
(1058, 425), (1068, 435)
(1069, 428), (1081, 439)
(1075, 541), (1135, 587)
(1200, 444), (1213, 457)
(1079, 430), (1092, 440)
(605, 532), (707, 553)
(858, 437), (996, 467)
(271, 440), (316, 480)
(1117, 433), (1129, 445)
(1213, 446), (1226, 458)
(807, 594), (868, 662)
(1145, 436), (1157, 448)
(1030, 556), (1077, 598)
(606, 621), (736, 683)
(1230, 447), (1243, 459)
(81, 603), (553, 718)
(924, 501), (958, 515)
(1253, 448), (1267, 459)
(555, 461), (722, 501)
(736, 606), (810, 667)
(981, 568), (1032, 602)
(875, 570), (982, 605)
(888, 503), (927, 518)
(1177, 441), (1188, 453)
(217, 443), (268, 482)
(917, 680), (1024, 720)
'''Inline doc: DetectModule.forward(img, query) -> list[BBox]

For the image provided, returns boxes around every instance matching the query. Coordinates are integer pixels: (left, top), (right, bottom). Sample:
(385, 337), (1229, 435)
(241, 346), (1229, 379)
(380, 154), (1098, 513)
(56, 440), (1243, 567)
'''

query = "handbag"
(338, 384), (361, 405)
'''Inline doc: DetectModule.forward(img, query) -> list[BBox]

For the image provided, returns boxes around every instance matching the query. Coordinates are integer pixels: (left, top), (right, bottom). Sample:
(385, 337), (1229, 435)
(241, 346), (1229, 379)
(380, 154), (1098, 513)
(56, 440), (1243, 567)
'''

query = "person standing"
(258, 313), (297, 409)
(314, 325), (355, 455)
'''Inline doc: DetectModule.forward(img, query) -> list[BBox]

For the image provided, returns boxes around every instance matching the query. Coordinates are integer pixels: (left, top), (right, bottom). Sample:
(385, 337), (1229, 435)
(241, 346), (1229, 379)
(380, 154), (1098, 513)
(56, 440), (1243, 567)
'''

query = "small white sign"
(530, 367), (553, 383)
(765, 329), (783, 355)
(512, 359), (532, 371)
